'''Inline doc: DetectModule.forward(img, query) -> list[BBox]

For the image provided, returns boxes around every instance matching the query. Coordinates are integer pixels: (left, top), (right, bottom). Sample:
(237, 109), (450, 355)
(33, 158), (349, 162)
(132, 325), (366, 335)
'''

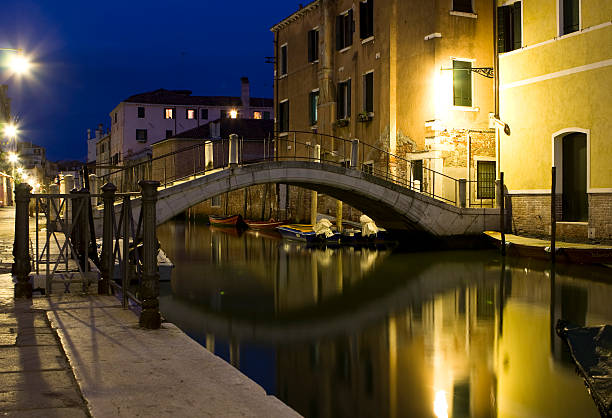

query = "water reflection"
(157, 220), (611, 418)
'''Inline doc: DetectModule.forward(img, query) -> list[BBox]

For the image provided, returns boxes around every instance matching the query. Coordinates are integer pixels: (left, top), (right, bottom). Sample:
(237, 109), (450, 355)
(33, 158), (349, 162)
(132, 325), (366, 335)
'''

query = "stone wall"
(589, 193), (612, 241)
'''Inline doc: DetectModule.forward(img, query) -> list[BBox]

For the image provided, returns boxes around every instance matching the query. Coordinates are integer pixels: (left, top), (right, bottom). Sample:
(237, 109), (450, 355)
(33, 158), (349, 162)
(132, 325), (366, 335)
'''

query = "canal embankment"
(0, 272), (300, 417)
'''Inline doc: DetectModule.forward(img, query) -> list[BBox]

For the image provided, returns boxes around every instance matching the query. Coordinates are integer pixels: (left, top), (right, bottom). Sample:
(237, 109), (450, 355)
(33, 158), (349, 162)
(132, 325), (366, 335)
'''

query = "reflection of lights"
(229, 109), (238, 119)
(8, 152), (19, 163)
(433, 390), (448, 418)
(4, 123), (18, 138)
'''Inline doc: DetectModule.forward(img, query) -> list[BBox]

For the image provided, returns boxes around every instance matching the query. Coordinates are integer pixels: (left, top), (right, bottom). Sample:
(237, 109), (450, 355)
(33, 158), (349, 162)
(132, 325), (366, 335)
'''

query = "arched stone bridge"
(95, 161), (499, 236)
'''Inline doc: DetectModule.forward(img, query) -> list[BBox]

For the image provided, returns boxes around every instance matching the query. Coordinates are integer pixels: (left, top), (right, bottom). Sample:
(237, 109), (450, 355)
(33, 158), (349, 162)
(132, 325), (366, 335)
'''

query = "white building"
(106, 77), (273, 165)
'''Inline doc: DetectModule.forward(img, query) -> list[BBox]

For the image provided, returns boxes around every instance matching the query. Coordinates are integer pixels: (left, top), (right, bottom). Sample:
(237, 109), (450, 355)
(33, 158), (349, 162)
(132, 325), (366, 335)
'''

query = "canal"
(157, 218), (611, 418)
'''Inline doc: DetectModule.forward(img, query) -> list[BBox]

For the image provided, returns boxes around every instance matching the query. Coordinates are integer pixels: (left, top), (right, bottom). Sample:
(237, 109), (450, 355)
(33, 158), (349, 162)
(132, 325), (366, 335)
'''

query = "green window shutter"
(309, 92), (319, 125)
(346, 79), (352, 117)
(453, 60), (472, 107)
(477, 161), (496, 199)
(336, 15), (343, 50)
(497, 6), (509, 53)
(365, 72), (373, 113)
(513, 2), (522, 50)
(563, 0), (579, 34)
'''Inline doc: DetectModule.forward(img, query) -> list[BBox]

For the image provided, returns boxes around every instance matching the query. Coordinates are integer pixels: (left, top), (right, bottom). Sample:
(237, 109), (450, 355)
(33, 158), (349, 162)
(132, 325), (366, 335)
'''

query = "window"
(278, 100), (289, 132)
(114, 113), (117, 124)
(201, 109), (208, 120)
(477, 161), (496, 199)
(166, 130), (173, 139)
(362, 162), (373, 174)
(453, 0), (473, 13)
(453, 60), (472, 107)
(337, 79), (351, 119)
(263, 111), (271, 120)
(309, 90), (319, 126)
(280, 44), (288, 76)
(411, 160), (423, 190)
(336, 10), (354, 50)
(363, 72), (373, 113)
(164, 108), (175, 119)
(186, 109), (196, 119)
(498, 2), (522, 52)
(136, 129), (147, 143)
(211, 195), (221, 207)
(308, 29), (319, 62)
(360, 0), (374, 39)
(560, 0), (579, 35)
(253, 111), (263, 120)
(137, 107), (145, 118)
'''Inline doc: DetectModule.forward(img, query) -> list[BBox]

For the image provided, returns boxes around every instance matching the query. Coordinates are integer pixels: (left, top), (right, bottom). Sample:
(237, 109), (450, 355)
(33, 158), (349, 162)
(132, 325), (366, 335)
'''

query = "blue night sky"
(0, 0), (303, 161)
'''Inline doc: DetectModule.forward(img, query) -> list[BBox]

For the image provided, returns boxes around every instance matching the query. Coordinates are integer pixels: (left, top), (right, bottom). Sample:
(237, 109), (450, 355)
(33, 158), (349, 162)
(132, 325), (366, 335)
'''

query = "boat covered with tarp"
(556, 320), (612, 417)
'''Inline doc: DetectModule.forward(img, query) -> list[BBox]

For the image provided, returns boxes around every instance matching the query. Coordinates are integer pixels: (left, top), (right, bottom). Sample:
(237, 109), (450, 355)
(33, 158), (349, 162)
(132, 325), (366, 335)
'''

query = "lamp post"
(0, 48), (31, 75)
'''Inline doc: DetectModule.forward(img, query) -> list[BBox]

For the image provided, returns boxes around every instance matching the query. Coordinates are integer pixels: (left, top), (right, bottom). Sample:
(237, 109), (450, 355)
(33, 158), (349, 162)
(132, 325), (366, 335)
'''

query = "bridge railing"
(94, 131), (494, 208)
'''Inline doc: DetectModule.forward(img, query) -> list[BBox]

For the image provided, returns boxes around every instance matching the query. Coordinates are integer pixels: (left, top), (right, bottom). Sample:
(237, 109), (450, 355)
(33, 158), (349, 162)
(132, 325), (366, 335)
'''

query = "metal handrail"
(93, 131), (487, 207)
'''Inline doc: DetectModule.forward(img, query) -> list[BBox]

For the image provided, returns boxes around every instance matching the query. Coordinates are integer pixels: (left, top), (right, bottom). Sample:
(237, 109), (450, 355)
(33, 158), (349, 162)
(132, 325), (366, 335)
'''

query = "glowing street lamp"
(3, 123), (18, 139)
(7, 152), (19, 164)
(0, 48), (32, 76)
(229, 109), (238, 119)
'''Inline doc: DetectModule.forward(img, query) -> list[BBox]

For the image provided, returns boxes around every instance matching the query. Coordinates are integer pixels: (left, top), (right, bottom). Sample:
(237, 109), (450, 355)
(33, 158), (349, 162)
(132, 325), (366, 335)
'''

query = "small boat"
(484, 231), (612, 265)
(208, 214), (246, 228)
(276, 224), (341, 244)
(556, 320), (612, 417)
(244, 218), (287, 230)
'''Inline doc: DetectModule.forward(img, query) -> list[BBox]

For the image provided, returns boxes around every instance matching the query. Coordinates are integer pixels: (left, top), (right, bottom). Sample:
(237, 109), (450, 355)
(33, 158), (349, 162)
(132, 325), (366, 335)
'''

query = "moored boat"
(208, 214), (246, 228)
(276, 224), (341, 244)
(244, 218), (287, 230)
(484, 231), (612, 265)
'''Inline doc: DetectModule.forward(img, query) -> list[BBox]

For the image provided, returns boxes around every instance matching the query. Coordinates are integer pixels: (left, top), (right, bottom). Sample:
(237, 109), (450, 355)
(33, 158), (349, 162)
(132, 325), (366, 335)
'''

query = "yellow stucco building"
(498, 0), (612, 241)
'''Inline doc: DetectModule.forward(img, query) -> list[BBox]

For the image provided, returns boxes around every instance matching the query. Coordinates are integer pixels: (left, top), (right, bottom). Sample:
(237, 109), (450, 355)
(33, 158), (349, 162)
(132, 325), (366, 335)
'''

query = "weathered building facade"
(271, 0), (497, 220)
(498, 0), (612, 241)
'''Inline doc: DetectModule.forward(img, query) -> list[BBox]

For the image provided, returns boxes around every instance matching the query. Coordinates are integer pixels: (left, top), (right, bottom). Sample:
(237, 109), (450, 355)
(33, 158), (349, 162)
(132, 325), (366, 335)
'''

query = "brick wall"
(509, 193), (612, 243)
(589, 193), (612, 241)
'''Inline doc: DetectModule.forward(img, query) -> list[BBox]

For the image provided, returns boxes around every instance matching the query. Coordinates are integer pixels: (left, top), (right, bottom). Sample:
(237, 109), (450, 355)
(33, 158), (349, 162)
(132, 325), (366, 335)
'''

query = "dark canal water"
(157, 219), (611, 418)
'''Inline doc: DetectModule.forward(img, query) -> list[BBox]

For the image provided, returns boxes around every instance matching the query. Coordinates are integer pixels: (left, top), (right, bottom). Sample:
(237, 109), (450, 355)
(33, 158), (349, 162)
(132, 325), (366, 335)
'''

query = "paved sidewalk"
(0, 275), (90, 417)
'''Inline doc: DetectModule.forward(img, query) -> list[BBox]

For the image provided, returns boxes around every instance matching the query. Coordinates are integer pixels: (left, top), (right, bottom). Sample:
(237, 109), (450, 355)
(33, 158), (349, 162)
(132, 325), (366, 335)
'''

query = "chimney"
(95, 123), (103, 140)
(87, 129), (92, 140)
(241, 77), (250, 116)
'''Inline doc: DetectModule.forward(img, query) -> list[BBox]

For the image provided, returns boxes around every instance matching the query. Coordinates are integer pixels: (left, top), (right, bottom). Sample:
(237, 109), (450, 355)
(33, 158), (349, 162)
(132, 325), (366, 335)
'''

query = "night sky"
(0, 0), (303, 161)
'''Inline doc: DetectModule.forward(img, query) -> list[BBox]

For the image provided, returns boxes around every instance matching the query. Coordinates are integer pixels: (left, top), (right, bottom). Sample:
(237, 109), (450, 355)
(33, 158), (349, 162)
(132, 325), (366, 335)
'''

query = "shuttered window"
(363, 72), (373, 113)
(308, 29), (319, 62)
(359, 0), (374, 39)
(279, 101), (289, 132)
(453, 0), (473, 13)
(336, 10), (354, 50)
(562, 0), (580, 35)
(280, 44), (288, 76)
(136, 129), (147, 143)
(453, 60), (472, 107)
(477, 161), (496, 199)
(337, 79), (351, 119)
(309, 91), (319, 126)
(497, 2), (521, 53)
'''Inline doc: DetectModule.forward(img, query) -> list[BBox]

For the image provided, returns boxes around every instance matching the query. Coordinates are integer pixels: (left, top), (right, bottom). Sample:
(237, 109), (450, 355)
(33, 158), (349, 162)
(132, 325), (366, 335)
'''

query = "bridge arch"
(148, 161), (499, 235)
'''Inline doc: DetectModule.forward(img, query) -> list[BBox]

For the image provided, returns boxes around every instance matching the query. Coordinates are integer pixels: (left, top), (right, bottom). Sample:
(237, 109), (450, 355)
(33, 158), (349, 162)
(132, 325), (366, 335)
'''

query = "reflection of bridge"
(98, 161), (499, 236)
(159, 254), (502, 344)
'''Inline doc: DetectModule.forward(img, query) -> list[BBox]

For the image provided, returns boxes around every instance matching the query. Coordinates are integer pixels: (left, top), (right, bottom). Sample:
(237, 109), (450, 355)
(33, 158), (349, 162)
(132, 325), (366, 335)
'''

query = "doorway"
(561, 132), (587, 221)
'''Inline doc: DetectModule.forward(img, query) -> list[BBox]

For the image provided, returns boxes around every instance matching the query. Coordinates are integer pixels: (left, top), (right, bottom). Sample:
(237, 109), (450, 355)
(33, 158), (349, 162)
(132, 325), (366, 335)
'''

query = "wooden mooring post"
(500, 172), (506, 256)
(99, 183), (117, 295)
(551, 167), (556, 264)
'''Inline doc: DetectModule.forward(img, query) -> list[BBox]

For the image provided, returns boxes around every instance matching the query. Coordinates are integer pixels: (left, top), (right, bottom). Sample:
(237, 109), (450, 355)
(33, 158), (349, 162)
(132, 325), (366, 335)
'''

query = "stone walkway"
(0, 206), (90, 416)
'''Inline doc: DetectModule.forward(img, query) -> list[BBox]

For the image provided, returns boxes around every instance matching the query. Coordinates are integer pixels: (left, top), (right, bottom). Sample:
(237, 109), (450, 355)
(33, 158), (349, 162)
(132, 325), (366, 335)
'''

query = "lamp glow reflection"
(433, 390), (448, 418)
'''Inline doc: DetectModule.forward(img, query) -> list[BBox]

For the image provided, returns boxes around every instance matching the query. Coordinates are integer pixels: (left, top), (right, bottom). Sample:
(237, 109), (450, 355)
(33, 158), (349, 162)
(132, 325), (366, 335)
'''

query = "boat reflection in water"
(157, 219), (612, 418)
